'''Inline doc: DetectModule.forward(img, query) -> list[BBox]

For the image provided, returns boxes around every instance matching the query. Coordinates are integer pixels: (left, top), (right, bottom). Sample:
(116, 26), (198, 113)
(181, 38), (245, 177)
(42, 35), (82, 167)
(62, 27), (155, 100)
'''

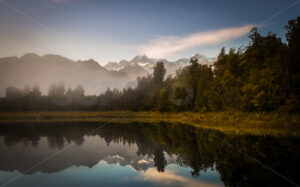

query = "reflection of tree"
(0, 122), (101, 150)
(47, 136), (64, 149)
(75, 138), (84, 146)
(153, 149), (166, 172)
(30, 136), (40, 148)
(0, 122), (299, 186)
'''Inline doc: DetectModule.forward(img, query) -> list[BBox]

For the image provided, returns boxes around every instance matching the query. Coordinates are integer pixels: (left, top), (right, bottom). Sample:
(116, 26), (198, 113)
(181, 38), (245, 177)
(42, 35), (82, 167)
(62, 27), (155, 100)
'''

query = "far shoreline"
(0, 111), (299, 137)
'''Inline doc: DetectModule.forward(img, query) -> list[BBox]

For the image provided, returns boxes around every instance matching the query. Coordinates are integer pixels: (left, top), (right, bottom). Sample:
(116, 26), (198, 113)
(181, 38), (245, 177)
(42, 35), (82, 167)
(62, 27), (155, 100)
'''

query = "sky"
(0, 0), (299, 65)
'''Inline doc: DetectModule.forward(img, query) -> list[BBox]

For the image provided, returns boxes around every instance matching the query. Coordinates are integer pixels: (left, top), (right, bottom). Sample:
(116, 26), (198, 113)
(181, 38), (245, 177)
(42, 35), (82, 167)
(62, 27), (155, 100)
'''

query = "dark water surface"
(0, 122), (299, 187)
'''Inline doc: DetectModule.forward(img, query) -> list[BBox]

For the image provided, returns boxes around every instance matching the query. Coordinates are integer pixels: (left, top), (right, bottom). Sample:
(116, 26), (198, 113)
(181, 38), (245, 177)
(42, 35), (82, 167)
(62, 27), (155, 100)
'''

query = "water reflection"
(0, 122), (299, 187)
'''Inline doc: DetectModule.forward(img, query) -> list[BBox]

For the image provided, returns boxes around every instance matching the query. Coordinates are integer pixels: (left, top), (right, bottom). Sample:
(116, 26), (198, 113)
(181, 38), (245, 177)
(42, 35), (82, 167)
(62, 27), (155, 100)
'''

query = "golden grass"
(0, 111), (299, 137)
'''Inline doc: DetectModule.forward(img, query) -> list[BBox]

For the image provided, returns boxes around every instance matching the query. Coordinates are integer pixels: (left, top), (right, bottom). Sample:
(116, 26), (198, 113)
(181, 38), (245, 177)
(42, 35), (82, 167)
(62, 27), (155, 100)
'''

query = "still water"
(0, 122), (299, 187)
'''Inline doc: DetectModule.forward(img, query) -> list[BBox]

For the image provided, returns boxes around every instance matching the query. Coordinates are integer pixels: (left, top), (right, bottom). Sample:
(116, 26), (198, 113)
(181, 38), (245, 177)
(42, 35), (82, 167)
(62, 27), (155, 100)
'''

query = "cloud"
(52, 0), (72, 4)
(139, 24), (255, 58)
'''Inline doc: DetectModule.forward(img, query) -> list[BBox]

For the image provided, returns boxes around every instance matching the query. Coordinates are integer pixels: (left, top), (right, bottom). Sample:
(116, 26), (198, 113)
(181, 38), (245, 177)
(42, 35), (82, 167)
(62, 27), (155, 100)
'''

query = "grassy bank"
(0, 111), (299, 136)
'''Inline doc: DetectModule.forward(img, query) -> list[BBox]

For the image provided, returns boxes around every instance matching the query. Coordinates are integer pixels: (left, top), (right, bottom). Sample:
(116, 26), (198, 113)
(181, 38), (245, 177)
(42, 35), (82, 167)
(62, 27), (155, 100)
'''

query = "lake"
(0, 121), (299, 187)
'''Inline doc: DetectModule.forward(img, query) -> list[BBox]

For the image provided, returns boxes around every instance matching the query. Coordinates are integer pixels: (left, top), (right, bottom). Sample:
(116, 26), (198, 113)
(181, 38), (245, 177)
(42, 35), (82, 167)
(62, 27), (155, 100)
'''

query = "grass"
(0, 111), (299, 137)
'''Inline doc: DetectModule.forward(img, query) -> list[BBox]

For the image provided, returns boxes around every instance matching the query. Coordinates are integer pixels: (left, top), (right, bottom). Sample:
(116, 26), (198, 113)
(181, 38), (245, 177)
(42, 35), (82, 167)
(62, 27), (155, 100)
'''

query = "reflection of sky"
(0, 161), (223, 187)
(138, 164), (223, 187)
(0, 134), (224, 186)
(0, 133), (224, 186)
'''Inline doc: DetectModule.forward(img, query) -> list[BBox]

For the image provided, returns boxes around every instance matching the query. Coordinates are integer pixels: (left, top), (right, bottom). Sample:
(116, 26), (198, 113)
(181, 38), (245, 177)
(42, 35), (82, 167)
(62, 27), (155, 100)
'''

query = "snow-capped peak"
(104, 53), (215, 78)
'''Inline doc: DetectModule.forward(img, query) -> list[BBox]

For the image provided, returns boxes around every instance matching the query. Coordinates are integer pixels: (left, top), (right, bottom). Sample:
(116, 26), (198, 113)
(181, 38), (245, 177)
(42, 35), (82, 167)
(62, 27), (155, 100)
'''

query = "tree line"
(0, 84), (99, 111)
(0, 17), (299, 112)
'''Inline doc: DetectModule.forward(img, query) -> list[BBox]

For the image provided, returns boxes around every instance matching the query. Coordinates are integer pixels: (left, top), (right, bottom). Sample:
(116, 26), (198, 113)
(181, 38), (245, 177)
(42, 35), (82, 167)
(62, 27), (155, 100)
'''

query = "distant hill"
(0, 53), (128, 96)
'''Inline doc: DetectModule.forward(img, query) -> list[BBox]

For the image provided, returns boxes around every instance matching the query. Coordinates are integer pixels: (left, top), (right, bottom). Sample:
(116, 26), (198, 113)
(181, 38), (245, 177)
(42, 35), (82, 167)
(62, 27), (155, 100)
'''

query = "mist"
(0, 53), (131, 96)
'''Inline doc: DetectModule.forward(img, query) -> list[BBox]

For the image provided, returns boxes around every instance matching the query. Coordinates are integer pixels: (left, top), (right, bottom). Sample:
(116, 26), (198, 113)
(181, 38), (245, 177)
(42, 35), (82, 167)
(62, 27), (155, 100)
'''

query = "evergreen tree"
(153, 62), (166, 85)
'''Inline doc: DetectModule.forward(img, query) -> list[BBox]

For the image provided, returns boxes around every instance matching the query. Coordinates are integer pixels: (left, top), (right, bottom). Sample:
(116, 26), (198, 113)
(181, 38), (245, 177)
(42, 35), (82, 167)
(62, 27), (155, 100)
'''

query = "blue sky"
(0, 0), (299, 64)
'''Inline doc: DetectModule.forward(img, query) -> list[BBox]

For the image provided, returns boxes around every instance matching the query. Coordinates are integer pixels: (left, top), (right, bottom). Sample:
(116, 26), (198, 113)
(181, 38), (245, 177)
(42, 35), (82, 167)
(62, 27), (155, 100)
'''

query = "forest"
(0, 17), (299, 113)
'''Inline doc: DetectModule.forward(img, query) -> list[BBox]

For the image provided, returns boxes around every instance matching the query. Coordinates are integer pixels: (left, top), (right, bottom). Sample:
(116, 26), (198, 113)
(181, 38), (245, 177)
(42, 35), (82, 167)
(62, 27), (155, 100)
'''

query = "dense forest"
(0, 17), (299, 112)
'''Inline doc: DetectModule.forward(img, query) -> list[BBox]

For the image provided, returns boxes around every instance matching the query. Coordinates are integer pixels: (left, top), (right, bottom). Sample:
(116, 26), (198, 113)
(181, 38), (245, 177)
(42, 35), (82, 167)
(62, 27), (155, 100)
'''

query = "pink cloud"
(139, 24), (255, 58)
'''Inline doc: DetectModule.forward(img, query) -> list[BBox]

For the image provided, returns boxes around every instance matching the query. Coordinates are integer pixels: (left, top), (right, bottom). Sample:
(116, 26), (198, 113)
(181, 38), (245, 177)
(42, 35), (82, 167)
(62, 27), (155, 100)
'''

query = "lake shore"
(0, 111), (299, 136)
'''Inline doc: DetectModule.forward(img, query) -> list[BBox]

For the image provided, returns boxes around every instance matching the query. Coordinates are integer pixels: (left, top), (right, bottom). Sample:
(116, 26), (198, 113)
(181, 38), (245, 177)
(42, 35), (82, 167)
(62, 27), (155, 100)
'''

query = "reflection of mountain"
(104, 154), (154, 171)
(103, 153), (177, 172)
(0, 122), (299, 187)
(0, 135), (158, 174)
(0, 122), (175, 174)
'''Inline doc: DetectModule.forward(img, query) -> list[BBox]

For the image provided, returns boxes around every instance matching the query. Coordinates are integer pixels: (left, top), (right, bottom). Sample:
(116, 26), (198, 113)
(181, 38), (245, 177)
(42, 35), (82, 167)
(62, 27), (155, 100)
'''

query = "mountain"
(191, 53), (216, 65)
(0, 53), (215, 96)
(105, 54), (155, 78)
(0, 53), (128, 96)
(104, 53), (215, 79)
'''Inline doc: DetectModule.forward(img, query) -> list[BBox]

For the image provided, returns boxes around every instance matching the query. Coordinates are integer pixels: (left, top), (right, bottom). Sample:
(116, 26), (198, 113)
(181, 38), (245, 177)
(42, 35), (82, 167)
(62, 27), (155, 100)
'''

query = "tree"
(74, 85), (84, 98)
(153, 148), (166, 172)
(48, 83), (66, 97)
(283, 17), (300, 111)
(186, 57), (200, 108)
(188, 56), (200, 89)
(153, 62), (166, 85)
(285, 17), (300, 95)
(31, 85), (41, 98)
(5, 86), (23, 98)
(156, 88), (170, 112)
(195, 65), (213, 111)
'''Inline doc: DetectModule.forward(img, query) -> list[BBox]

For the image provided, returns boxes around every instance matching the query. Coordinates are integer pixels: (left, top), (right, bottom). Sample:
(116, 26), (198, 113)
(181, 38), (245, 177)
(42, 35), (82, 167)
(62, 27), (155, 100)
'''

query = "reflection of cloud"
(138, 159), (150, 164)
(139, 25), (254, 58)
(138, 168), (223, 187)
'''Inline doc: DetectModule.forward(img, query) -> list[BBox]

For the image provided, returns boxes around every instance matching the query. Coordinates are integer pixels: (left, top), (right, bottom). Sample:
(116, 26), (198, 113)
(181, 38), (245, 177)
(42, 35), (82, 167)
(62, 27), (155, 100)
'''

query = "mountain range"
(0, 53), (215, 96)
(105, 53), (215, 78)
